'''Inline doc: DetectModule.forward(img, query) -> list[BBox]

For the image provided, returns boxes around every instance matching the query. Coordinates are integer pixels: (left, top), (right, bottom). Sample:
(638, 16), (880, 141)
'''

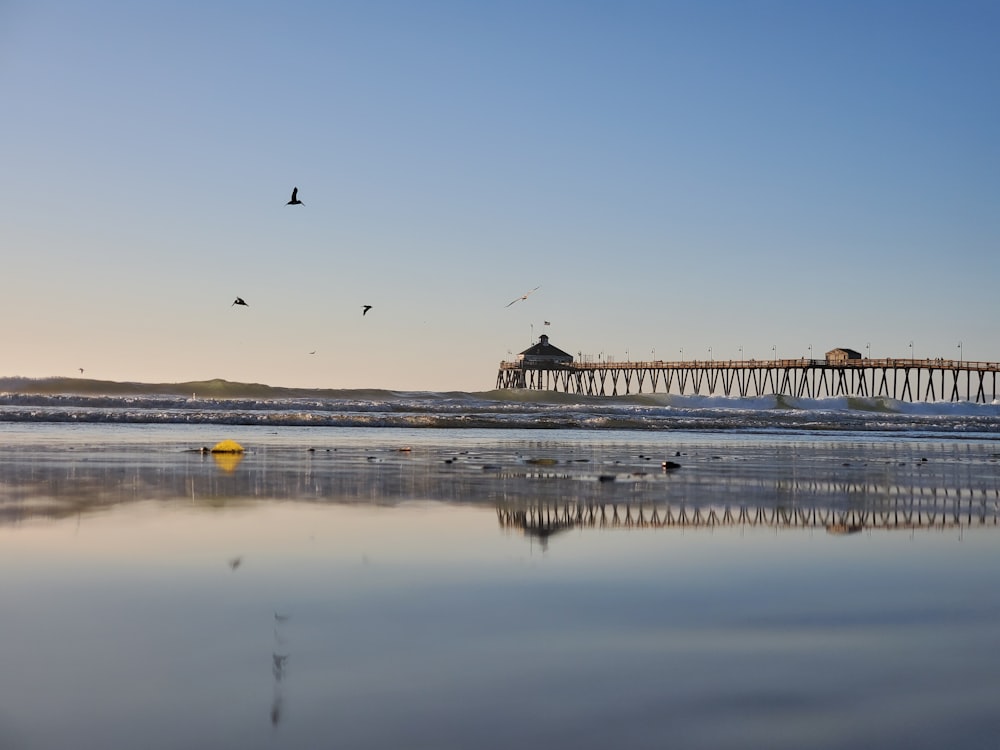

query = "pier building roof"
(517, 335), (573, 364)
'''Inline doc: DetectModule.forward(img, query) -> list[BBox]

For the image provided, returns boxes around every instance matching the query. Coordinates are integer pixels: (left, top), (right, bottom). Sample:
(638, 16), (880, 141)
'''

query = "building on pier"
(826, 347), (862, 363)
(517, 334), (573, 365)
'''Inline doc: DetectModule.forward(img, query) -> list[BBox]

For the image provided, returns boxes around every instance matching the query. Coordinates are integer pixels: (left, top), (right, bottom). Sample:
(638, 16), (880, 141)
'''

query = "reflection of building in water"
(498, 496), (1000, 536)
(512, 507), (577, 551)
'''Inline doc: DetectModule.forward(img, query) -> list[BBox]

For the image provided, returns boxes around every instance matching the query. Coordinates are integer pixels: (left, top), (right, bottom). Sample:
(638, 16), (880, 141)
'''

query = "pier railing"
(496, 357), (1000, 402)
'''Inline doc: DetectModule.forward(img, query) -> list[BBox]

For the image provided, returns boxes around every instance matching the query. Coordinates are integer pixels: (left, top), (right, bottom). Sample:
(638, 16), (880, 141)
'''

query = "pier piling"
(496, 357), (1000, 403)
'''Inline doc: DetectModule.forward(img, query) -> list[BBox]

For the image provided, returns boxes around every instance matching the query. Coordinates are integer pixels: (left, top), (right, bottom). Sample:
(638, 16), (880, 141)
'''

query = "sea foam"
(1, 377), (999, 433)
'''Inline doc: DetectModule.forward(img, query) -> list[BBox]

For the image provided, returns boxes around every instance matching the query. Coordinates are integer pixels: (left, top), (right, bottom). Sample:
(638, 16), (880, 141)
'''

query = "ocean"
(3, 376), (1000, 433)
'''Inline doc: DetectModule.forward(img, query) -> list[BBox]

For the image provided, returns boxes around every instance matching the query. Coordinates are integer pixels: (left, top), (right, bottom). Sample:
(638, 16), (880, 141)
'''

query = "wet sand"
(2, 426), (1000, 749)
(2, 426), (998, 527)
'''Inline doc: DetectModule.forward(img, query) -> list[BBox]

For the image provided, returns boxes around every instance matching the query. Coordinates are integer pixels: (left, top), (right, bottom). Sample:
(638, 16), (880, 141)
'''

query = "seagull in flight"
(362, 305), (372, 316)
(286, 187), (303, 205)
(506, 286), (540, 307)
(232, 297), (249, 307)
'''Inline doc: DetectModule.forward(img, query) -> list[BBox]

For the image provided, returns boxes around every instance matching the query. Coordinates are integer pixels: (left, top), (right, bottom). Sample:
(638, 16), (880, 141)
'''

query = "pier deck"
(496, 357), (1000, 402)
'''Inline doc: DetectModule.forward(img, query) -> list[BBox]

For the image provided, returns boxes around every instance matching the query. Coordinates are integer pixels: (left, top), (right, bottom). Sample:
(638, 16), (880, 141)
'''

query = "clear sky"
(2, 1), (998, 391)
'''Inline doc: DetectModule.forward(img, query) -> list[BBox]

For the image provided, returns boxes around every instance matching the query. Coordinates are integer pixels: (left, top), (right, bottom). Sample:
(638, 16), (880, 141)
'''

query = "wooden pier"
(496, 357), (1000, 403)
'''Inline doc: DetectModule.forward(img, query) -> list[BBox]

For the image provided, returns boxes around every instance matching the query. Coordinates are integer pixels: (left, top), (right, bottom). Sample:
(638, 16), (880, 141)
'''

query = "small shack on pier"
(825, 347), (862, 363)
(517, 335), (573, 365)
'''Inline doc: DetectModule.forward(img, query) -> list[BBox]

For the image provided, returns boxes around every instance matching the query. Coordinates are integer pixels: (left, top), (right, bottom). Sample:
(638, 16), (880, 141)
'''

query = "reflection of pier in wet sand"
(498, 494), (1000, 538)
(2, 442), (998, 533)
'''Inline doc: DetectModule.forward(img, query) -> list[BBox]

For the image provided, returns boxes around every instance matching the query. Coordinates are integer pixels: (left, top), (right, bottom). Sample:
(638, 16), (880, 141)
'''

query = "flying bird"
(362, 305), (372, 316)
(286, 187), (303, 205)
(232, 297), (249, 307)
(78, 368), (85, 374)
(505, 286), (540, 307)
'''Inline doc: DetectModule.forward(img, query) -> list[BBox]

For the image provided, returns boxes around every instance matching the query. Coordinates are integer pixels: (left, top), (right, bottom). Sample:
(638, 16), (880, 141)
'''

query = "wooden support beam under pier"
(495, 358), (1000, 403)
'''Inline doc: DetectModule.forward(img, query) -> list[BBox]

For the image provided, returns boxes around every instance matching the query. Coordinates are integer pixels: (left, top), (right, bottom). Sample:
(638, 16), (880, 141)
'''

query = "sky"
(2, 0), (998, 391)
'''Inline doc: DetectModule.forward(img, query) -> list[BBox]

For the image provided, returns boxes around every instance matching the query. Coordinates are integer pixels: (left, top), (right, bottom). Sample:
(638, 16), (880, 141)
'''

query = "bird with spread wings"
(505, 286), (540, 307)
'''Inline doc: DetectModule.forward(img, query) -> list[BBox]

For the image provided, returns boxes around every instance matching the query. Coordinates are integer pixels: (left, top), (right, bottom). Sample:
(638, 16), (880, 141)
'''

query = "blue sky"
(2, 1), (998, 390)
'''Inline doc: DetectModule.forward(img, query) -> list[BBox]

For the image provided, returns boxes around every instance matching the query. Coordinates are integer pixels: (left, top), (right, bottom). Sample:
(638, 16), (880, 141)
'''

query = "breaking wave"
(2, 377), (999, 433)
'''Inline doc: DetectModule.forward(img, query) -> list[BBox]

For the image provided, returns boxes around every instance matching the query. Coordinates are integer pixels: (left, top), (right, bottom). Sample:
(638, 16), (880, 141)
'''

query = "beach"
(2, 421), (1000, 749)
(6, 0), (1000, 745)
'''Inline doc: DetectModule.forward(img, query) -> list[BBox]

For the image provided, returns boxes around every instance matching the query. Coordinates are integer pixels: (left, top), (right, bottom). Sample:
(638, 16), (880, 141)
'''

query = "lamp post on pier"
(958, 341), (963, 364)
(909, 341), (914, 361)
(866, 342), (870, 360)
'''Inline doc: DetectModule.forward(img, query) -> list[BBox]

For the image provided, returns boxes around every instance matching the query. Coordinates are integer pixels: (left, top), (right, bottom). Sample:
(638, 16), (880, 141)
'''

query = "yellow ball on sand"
(210, 439), (244, 454)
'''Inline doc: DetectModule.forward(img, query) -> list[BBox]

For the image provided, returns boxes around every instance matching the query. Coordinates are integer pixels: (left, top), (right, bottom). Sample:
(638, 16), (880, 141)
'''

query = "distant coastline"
(0, 376), (353, 400)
